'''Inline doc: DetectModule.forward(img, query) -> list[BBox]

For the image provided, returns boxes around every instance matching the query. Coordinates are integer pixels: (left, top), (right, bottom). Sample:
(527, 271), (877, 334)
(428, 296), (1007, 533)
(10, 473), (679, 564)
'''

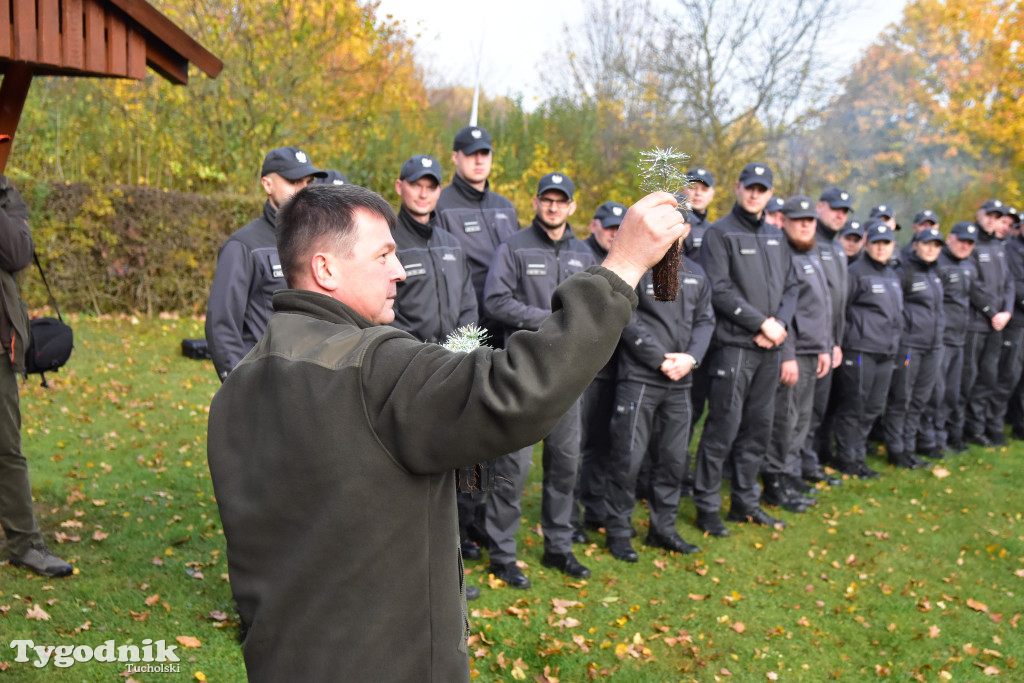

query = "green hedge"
(16, 181), (263, 315)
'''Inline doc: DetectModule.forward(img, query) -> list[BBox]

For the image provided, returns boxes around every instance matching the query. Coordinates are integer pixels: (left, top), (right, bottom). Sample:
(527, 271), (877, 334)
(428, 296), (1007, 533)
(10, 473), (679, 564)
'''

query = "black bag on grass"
(26, 317), (74, 375)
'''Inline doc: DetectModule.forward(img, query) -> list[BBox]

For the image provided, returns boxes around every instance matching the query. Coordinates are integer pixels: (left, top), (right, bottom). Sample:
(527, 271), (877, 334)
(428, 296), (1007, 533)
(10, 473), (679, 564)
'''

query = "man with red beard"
(762, 197), (832, 513)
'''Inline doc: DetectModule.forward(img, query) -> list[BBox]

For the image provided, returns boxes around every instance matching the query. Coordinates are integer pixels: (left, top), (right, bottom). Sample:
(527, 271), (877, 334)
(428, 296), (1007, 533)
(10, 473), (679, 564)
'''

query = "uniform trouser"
(992, 327), (1024, 432)
(694, 346), (780, 513)
(687, 363), (710, 451)
(604, 381), (692, 540)
(1006, 345), (1024, 430)
(765, 355), (818, 478)
(833, 352), (894, 467)
(963, 328), (1001, 440)
(884, 346), (941, 455)
(0, 353), (42, 557)
(576, 376), (616, 527)
(484, 401), (581, 564)
(920, 344), (963, 449)
(456, 491), (485, 545)
(804, 362), (837, 466)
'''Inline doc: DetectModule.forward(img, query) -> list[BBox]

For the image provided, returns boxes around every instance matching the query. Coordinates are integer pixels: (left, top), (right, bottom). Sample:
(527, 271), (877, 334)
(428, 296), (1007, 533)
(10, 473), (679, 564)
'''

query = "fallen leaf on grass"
(967, 599), (989, 613)
(54, 532), (80, 543)
(207, 611), (228, 622)
(471, 607), (501, 618)
(731, 622), (746, 634)
(26, 604), (50, 620)
(145, 594), (160, 606)
(928, 625), (941, 638)
(92, 530), (109, 542)
(176, 636), (202, 648)
(551, 598), (582, 615)
(932, 467), (951, 479)
(688, 593), (706, 601)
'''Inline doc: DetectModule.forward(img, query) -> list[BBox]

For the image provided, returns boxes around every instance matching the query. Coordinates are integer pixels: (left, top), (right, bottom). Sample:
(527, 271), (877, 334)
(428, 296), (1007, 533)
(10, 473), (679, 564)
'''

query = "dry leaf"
(26, 604), (50, 621)
(731, 622), (746, 634)
(176, 636), (202, 648)
(932, 466), (951, 479)
(92, 530), (109, 542)
(145, 594), (161, 606)
(967, 598), (989, 613)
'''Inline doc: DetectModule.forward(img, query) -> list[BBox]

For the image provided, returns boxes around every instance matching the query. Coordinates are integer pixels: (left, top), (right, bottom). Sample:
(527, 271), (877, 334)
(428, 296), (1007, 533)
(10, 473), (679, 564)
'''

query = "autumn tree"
(814, 0), (1023, 221)
(11, 0), (430, 193)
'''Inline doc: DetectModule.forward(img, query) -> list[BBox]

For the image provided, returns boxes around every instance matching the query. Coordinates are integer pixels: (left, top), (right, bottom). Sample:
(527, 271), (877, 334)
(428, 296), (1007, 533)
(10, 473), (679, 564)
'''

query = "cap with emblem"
(864, 219), (895, 243)
(261, 146), (327, 181)
(452, 126), (493, 155)
(913, 209), (938, 225)
(869, 204), (894, 220)
(913, 227), (944, 244)
(537, 172), (575, 199)
(781, 195), (816, 220)
(1007, 206), (1021, 226)
(738, 162), (773, 189)
(685, 167), (715, 188)
(950, 221), (978, 241)
(766, 196), (785, 213)
(819, 188), (853, 210)
(839, 219), (864, 239)
(315, 170), (350, 186)
(980, 198), (1006, 215)
(594, 201), (627, 228)
(399, 155), (442, 184)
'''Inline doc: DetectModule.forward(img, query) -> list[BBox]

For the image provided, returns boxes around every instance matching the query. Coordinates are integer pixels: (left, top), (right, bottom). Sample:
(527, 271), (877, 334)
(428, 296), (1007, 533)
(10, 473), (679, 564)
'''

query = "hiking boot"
(570, 526), (590, 544)
(803, 467), (842, 487)
(645, 531), (701, 554)
(9, 544), (73, 578)
(607, 537), (638, 563)
(761, 473), (808, 513)
(541, 551), (591, 579)
(488, 562), (531, 589)
(726, 506), (786, 529)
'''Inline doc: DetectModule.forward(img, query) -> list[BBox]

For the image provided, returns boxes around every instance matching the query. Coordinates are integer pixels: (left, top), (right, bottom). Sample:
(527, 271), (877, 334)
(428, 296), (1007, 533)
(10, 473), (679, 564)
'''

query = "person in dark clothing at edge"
(831, 220), (903, 479)
(482, 172), (597, 587)
(989, 207), (1024, 442)
(575, 201), (628, 536)
(434, 126), (520, 563)
(693, 162), (797, 538)
(205, 146), (326, 381)
(762, 196), (833, 514)
(920, 222), (977, 457)
(884, 227), (945, 469)
(390, 155), (477, 344)
(206, 184), (687, 683)
(961, 199), (1014, 447)
(1004, 209), (1024, 438)
(801, 188), (851, 486)
(604, 229), (713, 562)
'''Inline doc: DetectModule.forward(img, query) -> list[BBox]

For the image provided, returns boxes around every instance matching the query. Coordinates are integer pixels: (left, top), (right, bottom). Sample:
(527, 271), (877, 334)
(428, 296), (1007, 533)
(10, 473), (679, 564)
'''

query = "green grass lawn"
(2, 316), (1021, 681)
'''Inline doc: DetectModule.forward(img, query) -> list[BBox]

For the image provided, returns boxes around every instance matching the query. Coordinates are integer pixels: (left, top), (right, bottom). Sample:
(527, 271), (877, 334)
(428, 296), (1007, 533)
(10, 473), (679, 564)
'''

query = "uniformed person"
(681, 167), (716, 258)
(994, 207), (1024, 441)
(962, 198), (1013, 446)
(576, 202), (628, 535)
(434, 126), (521, 561)
(316, 169), (350, 186)
(604, 239), (712, 561)
(884, 227), (945, 468)
(693, 162), (797, 536)
(765, 196), (785, 228)
(762, 196), (832, 513)
(482, 172), (597, 585)
(206, 146), (326, 381)
(920, 222), (977, 456)
(831, 220), (903, 478)
(390, 155), (477, 344)
(839, 220), (865, 263)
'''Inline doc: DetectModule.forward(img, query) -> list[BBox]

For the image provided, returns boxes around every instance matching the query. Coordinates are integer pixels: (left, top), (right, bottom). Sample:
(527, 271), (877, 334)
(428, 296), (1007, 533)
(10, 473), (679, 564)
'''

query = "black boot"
(761, 473), (808, 513)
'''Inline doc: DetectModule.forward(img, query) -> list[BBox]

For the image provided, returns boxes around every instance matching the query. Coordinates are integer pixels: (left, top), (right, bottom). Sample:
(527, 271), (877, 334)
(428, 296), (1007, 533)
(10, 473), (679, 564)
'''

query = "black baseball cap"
(839, 219), (864, 239)
(869, 204), (894, 220)
(537, 172), (575, 199)
(980, 198), (1007, 215)
(685, 167), (715, 188)
(781, 195), (817, 220)
(913, 209), (938, 225)
(315, 170), (350, 186)
(399, 155), (443, 184)
(1007, 206), (1021, 226)
(594, 201), (627, 228)
(864, 219), (895, 243)
(819, 188), (854, 210)
(766, 197), (785, 213)
(452, 126), (493, 155)
(950, 221), (978, 241)
(261, 146), (326, 180)
(738, 162), (773, 189)
(913, 227), (944, 244)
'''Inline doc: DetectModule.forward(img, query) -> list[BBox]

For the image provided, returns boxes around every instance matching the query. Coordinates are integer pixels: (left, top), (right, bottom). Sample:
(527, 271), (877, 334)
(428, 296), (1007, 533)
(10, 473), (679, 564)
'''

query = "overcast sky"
(377, 0), (909, 110)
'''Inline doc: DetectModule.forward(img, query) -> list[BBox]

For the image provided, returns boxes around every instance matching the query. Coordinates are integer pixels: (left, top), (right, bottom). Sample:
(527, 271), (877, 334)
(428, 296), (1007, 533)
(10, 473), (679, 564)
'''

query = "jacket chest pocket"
(735, 236), (759, 258)
(267, 252), (284, 279)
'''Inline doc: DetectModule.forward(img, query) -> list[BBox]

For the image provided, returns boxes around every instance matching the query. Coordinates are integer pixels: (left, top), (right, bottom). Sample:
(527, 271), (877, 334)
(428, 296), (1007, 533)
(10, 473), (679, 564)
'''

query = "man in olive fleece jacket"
(206, 185), (685, 682)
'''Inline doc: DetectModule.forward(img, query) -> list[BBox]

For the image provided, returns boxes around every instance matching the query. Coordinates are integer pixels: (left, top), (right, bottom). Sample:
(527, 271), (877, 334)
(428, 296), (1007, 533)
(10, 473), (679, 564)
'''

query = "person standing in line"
(434, 126), (521, 561)
(831, 221), (903, 479)
(920, 222), (978, 456)
(482, 173), (597, 585)
(206, 146), (326, 381)
(762, 197), (833, 513)
(692, 162), (797, 537)
(884, 227), (945, 469)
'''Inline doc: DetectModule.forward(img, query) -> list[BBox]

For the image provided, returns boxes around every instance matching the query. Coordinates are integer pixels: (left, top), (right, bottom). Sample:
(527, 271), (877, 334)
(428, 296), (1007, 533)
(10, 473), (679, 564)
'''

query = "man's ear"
(310, 252), (340, 292)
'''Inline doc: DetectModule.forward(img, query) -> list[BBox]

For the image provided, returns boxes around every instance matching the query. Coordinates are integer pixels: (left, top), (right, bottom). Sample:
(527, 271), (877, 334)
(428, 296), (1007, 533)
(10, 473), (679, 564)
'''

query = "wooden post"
(0, 64), (34, 173)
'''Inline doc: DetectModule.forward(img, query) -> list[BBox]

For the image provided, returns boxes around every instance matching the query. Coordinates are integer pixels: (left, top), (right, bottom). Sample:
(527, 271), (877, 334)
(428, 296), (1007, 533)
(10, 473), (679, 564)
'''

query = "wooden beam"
(145, 41), (188, 85)
(37, 0), (62, 66)
(0, 64), (33, 172)
(12, 0), (37, 62)
(83, 0), (105, 74)
(61, 0), (85, 71)
(106, 12), (127, 76)
(126, 26), (146, 80)
(0, 0), (11, 59)
(106, 0), (222, 79)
